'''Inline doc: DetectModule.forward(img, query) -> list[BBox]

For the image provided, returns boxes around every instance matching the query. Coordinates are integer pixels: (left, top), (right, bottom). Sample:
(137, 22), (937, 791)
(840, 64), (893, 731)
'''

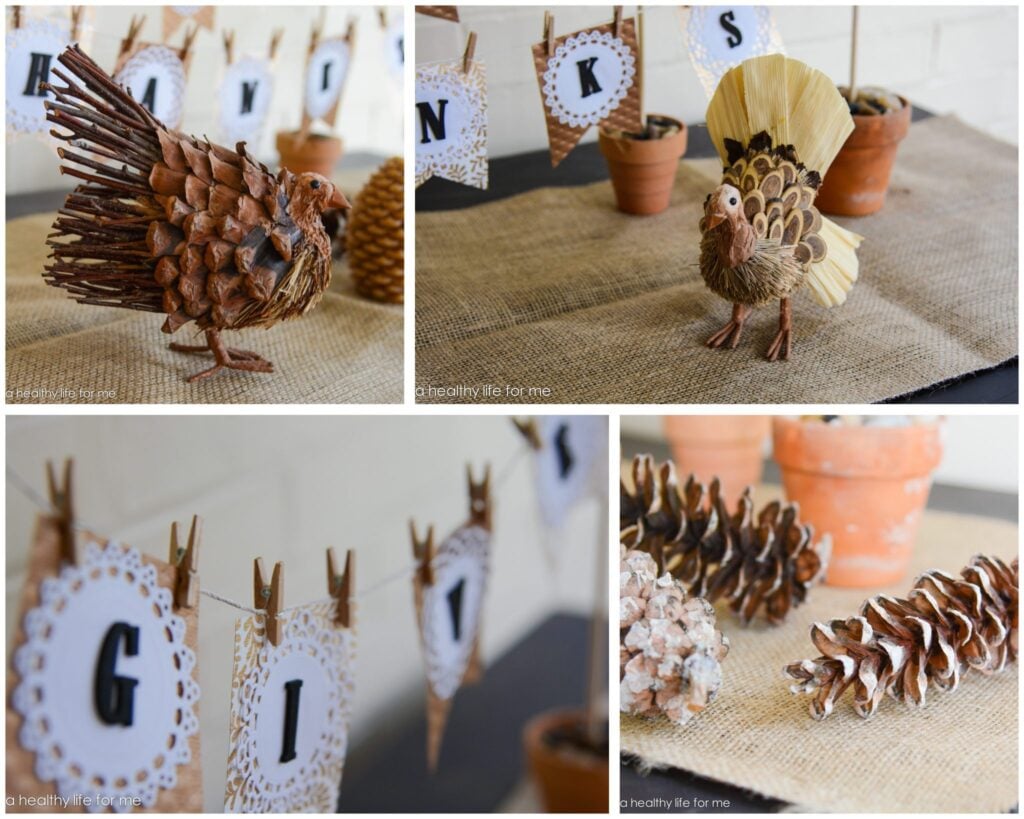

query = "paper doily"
(224, 601), (356, 813)
(683, 6), (785, 99)
(6, 18), (71, 135)
(414, 60), (488, 189)
(542, 30), (636, 129)
(113, 44), (187, 128)
(11, 539), (199, 812)
(304, 39), (349, 121)
(219, 56), (274, 146)
(421, 524), (490, 700)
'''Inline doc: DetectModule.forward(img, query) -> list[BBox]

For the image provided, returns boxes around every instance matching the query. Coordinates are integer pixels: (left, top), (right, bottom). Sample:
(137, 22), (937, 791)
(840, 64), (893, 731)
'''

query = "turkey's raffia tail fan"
(806, 217), (863, 307)
(706, 54), (859, 307)
(707, 54), (853, 177)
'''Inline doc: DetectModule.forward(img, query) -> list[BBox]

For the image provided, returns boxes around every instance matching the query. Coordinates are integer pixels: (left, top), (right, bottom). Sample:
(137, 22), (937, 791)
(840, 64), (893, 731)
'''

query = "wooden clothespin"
(179, 24), (198, 64)
(613, 5), (624, 38)
(168, 515), (201, 610)
(326, 547), (355, 628)
(513, 418), (543, 450)
(462, 31), (477, 74)
(12, 6), (21, 30)
(119, 14), (145, 62)
(344, 19), (356, 45)
(70, 6), (83, 42)
(254, 558), (284, 646)
(222, 30), (235, 64)
(410, 522), (436, 587)
(378, 8), (387, 29)
(467, 463), (492, 531)
(268, 28), (283, 61)
(309, 9), (325, 54)
(45, 458), (77, 566)
(543, 11), (555, 56)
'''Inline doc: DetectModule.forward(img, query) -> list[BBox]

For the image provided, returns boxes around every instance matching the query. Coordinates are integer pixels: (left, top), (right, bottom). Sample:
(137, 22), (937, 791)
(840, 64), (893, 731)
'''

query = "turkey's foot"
(765, 298), (793, 362)
(707, 303), (751, 350)
(170, 329), (274, 382)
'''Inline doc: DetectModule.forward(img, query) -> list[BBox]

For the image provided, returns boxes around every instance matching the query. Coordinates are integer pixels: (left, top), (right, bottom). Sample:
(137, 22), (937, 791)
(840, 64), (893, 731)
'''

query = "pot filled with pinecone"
(598, 114), (687, 215)
(523, 708), (608, 813)
(276, 129), (344, 178)
(815, 86), (911, 216)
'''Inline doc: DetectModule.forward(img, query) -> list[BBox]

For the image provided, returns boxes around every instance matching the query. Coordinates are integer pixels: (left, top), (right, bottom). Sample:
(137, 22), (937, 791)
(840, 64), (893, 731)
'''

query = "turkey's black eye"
(729, 197), (737, 206)
(309, 179), (321, 189)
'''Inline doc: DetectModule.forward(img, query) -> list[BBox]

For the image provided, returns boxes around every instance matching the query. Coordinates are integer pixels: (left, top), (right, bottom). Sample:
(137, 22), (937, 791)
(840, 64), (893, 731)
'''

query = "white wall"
(6, 5), (403, 195)
(416, 5), (1018, 158)
(621, 415), (1019, 494)
(5, 415), (606, 811)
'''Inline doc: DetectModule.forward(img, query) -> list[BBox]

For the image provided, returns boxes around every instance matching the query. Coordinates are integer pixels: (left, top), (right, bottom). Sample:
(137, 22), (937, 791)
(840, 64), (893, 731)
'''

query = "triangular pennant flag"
(223, 599), (356, 812)
(114, 42), (191, 129)
(303, 32), (352, 129)
(681, 6), (785, 99)
(417, 6), (460, 23)
(532, 13), (642, 167)
(7, 499), (202, 811)
(219, 55), (275, 146)
(415, 57), (488, 189)
(162, 6), (214, 41)
(410, 466), (492, 770)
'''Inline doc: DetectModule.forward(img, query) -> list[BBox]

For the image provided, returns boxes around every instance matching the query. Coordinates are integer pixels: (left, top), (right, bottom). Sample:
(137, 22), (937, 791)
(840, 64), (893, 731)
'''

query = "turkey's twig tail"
(42, 45), (164, 313)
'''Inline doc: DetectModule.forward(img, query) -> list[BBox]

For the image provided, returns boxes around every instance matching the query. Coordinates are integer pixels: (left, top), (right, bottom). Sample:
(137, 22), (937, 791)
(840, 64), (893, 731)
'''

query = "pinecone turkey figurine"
(700, 54), (864, 360)
(41, 46), (350, 382)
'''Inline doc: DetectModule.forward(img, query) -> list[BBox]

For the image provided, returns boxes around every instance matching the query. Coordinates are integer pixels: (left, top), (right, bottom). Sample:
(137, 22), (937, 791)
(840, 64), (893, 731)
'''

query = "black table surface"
(416, 108), (1017, 405)
(618, 436), (1018, 813)
(336, 611), (597, 813)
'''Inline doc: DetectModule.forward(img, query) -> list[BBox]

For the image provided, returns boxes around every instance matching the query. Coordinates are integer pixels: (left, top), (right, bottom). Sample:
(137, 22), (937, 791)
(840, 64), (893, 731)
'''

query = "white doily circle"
(304, 39), (349, 121)
(542, 30), (635, 128)
(113, 45), (186, 129)
(219, 56), (274, 146)
(421, 525), (490, 700)
(11, 539), (199, 813)
(6, 19), (71, 135)
(226, 603), (355, 813)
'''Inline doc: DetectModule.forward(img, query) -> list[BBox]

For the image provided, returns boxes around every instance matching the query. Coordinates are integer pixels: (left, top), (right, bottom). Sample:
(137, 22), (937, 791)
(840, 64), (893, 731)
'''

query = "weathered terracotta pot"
(276, 129), (343, 177)
(772, 417), (943, 588)
(663, 416), (770, 502)
(598, 115), (687, 216)
(816, 97), (911, 217)
(524, 709), (608, 813)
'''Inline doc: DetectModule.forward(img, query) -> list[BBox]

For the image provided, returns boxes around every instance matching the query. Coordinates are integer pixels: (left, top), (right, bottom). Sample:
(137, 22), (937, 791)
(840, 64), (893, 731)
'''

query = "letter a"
(140, 77), (158, 113)
(22, 52), (52, 97)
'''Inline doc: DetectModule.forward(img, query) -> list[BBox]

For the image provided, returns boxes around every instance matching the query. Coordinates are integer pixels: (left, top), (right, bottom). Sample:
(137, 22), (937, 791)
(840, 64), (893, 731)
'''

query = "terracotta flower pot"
(523, 708), (608, 813)
(275, 129), (343, 177)
(663, 416), (770, 502)
(815, 96), (911, 217)
(598, 115), (687, 216)
(772, 417), (943, 588)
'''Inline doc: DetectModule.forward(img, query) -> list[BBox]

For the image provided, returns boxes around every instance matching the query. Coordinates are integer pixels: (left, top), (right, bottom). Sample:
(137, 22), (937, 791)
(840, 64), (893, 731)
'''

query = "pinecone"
(346, 156), (404, 304)
(620, 547), (729, 726)
(621, 454), (830, 626)
(785, 554), (1018, 720)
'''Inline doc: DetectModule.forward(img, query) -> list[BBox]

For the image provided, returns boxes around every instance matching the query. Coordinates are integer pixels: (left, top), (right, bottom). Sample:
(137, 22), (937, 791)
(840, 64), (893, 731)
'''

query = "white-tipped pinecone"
(620, 547), (729, 726)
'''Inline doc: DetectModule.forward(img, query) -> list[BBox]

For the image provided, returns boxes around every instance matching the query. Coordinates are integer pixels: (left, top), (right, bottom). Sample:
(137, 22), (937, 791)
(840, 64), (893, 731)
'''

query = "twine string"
(6, 442), (530, 615)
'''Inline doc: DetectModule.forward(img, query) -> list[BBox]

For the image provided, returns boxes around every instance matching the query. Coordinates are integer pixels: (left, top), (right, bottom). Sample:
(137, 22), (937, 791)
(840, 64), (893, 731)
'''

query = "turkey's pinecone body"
(785, 554), (1018, 720)
(621, 454), (830, 625)
(620, 548), (729, 726)
(346, 157), (404, 304)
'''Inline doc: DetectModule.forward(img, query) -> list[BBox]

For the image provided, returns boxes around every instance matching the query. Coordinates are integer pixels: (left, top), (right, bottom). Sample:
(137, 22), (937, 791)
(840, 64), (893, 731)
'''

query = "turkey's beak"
(328, 186), (350, 210)
(705, 207), (727, 230)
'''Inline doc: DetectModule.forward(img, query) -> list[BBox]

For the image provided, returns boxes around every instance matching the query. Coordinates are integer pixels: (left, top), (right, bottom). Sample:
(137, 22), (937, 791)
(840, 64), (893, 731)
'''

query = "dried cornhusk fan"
(346, 157), (404, 303)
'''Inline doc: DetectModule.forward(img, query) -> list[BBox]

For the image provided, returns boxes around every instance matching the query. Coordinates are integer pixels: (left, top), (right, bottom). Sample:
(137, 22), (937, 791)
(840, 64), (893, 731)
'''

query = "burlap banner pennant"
(410, 466), (492, 771)
(224, 557), (356, 813)
(6, 10), (90, 140)
(162, 5), (214, 42)
(415, 48), (488, 189)
(532, 11), (642, 167)
(417, 6), (460, 23)
(681, 6), (785, 99)
(113, 17), (196, 130)
(218, 31), (280, 147)
(302, 27), (353, 130)
(7, 480), (203, 813)
(515, 416), (607, 530)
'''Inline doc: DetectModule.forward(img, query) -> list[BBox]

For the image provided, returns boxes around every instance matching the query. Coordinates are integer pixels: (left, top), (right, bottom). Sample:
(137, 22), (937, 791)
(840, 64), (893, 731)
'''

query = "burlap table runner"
(6, 201), (403, 405)
(416, 117), (1017, 403)
(621, 486), (1019, 813)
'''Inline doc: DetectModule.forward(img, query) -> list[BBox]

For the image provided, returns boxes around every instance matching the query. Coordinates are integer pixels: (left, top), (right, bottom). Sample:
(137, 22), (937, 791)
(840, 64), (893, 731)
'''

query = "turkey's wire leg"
(173, 329), (274, 382)
(766, 298), (793, 361)
(707, 302), (751, 350)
